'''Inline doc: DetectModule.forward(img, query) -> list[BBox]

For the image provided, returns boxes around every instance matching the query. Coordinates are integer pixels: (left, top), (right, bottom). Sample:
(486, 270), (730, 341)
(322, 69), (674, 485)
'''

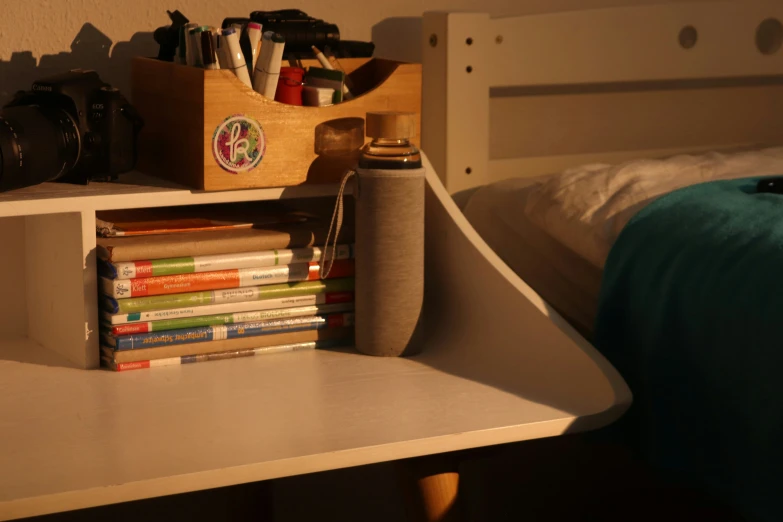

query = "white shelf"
(0, 173), (346, 370)
(0, 156), (630, 520)
(0, 171), (344, 218)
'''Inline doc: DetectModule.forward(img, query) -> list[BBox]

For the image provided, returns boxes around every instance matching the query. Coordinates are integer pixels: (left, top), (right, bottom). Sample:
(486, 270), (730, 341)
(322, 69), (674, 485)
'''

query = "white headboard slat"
(422, 12), (491, 195)
(423, 2), (783, 195)
(489, 2), (783, 88)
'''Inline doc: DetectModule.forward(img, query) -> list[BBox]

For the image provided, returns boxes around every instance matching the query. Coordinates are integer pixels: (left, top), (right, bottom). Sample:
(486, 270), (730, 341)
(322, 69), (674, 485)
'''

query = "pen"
(311, 46), (353, 100)
(222, 27), (252, 87)
(253, 32), (285, 99)
(201, 31), (218, 70)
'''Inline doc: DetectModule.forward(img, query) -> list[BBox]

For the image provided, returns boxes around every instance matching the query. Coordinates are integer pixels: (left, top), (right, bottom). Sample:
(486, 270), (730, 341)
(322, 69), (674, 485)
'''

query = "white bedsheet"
(463, 147), (783, 334)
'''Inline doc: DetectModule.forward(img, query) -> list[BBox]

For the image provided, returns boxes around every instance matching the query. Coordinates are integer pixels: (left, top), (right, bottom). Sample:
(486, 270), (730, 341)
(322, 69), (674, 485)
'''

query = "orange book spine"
(101, 260), (355, 299)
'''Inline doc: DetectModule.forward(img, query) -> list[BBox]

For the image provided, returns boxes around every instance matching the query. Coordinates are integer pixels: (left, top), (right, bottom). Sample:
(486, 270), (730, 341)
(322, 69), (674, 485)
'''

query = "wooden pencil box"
(131, 57), (422, 191)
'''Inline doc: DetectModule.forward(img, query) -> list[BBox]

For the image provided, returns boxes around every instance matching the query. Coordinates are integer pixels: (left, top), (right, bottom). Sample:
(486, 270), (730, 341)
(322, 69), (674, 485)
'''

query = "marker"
(183, 22), (199, 66)
(215, 29), (231, 69)
(253, 32), (285, 99)
(311, 46), (353, 100)
(311, 45), (333, 70)
(222, 27), (252, 87)
(201, 31), (218, 70)
(188, 25), (210, 68)
(208, 27), (221, 69)
(177, 26), (187, 65)
(246, 22), (263, 70)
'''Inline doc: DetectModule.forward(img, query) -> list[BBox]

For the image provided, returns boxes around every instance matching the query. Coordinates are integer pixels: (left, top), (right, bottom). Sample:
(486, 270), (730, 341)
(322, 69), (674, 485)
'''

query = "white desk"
(0, 156), (630, 520)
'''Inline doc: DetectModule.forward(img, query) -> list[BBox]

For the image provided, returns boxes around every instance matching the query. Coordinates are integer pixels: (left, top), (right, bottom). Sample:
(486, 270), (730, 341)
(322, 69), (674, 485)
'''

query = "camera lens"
(0, 105), (80, 191)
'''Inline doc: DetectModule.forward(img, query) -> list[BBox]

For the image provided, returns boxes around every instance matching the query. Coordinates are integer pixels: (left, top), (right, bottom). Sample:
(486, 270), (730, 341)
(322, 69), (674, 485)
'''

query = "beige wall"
(0, 0), (714, 102)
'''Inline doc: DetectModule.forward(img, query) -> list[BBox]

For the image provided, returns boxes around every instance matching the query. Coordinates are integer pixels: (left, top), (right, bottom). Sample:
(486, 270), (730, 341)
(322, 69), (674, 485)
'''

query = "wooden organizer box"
(131, 57), (421, 191)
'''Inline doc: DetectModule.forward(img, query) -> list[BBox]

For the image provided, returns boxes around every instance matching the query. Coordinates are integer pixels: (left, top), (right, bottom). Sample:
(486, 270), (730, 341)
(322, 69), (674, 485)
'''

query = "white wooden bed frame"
(422, 1), (783, 196)
(4, 2), (781, 519)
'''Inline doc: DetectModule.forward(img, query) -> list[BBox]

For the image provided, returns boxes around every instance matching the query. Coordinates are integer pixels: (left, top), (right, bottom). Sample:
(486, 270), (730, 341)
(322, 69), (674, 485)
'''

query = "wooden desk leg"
(396, 453), (462, 522)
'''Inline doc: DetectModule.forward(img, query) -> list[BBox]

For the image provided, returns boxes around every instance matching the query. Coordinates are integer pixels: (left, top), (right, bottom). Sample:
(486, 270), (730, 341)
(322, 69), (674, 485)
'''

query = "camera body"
(250, 9), (340, 52)
(0, 69), (143, 192)
(223, 9), (340, 54)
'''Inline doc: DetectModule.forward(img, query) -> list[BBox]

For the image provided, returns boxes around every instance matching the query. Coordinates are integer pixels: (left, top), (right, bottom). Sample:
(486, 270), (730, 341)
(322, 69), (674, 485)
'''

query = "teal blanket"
(594, 177), (783, 522)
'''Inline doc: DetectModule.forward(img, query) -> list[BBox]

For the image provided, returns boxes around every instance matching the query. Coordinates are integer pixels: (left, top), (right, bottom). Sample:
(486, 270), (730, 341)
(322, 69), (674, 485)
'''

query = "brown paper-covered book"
(97, 222), (346, 262)
(103, 327), (353, 364)
(95, 202), (314, 237)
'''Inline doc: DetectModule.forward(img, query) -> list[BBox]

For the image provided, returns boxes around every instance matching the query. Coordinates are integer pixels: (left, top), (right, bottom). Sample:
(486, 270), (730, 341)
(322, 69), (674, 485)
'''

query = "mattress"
(463, 147), (783, 336)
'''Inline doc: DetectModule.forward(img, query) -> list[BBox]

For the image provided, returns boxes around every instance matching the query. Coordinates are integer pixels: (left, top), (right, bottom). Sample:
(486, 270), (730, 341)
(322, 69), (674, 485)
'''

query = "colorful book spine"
(103, 312), (354, 350)
(103, 290), (354, 325)
(105, 327), (353, 364)
(101, 259), (355, 299)
(101, 339), (350, 372)
(108, 302), (354, 335)
(100, 244), (353, 279)
(101, 278), (355, 315)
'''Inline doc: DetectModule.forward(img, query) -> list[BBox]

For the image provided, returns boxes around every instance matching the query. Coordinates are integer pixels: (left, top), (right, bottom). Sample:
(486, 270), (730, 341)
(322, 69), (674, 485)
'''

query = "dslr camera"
(0, 70), (143, 192)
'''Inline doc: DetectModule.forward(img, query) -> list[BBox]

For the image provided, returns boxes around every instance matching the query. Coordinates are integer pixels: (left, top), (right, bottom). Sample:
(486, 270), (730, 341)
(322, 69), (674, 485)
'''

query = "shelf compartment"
(0, 211), (97, 368)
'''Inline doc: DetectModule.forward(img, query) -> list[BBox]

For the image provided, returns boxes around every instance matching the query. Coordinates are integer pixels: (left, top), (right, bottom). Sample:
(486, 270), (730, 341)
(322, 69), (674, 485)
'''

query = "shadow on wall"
(372, 17), (423, 63)
(0, 23), (155, 105)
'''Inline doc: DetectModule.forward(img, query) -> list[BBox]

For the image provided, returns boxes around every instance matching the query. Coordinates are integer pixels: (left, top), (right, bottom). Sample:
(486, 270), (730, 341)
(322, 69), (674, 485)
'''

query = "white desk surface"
(0, 343), (621, 521)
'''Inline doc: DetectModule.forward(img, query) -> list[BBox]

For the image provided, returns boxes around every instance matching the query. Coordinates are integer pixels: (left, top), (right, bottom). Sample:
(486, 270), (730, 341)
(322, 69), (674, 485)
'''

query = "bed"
(423, 2), (783, 521)
(463, 147), (783, 335)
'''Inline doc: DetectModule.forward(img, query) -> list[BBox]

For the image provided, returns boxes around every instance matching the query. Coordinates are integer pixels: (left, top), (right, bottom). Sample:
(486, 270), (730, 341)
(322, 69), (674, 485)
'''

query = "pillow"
(519, 147), (783, 268)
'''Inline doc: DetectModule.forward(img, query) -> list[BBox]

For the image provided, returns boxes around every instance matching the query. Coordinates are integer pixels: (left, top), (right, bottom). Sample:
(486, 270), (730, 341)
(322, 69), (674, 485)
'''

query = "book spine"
(102, 339), (348, 371)
(110, 302), (354, 335)
(98, 226), (330, 262)
(102, 277), (355, 314)
(104, 290), (355, 325)
(107, 313), (354, 350)
(102, 260), (355, 299)
(108, 245), (353, 279)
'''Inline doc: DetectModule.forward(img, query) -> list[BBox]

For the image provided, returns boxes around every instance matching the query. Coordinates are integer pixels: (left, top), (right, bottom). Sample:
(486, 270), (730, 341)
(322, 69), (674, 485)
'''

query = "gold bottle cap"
(365, 111), (416, 140)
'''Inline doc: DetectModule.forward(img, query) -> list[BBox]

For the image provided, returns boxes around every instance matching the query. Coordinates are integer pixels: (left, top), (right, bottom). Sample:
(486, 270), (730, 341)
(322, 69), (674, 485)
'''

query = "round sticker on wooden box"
(212, 114), (266, 173)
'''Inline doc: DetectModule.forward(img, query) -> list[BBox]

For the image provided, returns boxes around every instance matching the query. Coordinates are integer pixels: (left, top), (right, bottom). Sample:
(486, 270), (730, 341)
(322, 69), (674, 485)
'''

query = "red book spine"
(115, 361), (151, 371)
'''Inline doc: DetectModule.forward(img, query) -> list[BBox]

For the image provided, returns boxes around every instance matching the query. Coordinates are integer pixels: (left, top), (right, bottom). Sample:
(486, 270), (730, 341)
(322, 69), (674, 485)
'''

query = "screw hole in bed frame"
(465, 167), (472, 175)
(678, 25), (698, 49)
(466, 37), (473, 45)
(756, 18), (783, 55)
(466, 65), (473, 73)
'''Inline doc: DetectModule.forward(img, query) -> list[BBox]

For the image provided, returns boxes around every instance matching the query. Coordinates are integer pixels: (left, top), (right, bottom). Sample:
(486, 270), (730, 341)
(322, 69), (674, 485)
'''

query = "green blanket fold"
(594, 177), (783, 522)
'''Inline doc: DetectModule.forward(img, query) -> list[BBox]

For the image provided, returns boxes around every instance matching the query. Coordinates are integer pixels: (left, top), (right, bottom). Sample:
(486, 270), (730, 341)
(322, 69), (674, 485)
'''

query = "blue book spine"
(97, 258), (120, 280)
(109, 313), (354, 350)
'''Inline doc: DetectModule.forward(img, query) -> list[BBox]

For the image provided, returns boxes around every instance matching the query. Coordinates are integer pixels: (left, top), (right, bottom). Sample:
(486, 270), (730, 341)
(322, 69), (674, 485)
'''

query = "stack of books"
(97, 207), (355, 371)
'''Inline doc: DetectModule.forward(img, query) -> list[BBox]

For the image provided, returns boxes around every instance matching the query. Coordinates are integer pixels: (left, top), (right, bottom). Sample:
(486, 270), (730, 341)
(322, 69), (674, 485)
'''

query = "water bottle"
(321, 111), (424, 356)
(355, 111), (425, 356)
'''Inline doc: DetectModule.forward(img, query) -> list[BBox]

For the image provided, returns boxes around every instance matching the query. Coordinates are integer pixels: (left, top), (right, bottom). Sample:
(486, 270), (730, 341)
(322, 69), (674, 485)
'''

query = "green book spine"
(108, 302), (354, 336)
(101, 278), (355, 314)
